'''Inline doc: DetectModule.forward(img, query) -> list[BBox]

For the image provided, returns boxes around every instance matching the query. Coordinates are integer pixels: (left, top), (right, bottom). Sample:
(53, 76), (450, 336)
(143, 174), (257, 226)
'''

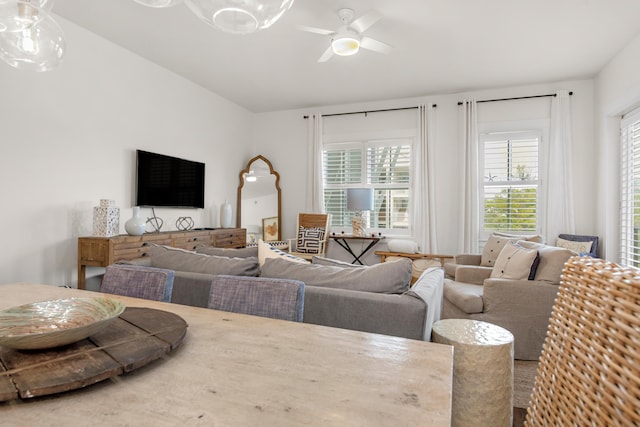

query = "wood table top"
(0, 283), (453, 426)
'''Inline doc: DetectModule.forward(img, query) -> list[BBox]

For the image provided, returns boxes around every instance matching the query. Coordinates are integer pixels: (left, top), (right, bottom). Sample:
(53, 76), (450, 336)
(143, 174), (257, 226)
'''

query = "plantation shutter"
(620, 107), (640, 267)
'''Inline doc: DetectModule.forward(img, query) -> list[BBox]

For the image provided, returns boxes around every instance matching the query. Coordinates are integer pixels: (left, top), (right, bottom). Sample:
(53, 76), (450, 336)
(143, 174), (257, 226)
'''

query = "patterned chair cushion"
(296, 226), (326, 254)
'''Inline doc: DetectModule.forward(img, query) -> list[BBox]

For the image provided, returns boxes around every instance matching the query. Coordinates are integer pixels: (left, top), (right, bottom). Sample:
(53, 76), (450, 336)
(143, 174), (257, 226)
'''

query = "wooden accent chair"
(287, 213), (331, 260)
(525, 256), (640, 426)
(207, 275), (305, 322)
(101, 264), (174, 302)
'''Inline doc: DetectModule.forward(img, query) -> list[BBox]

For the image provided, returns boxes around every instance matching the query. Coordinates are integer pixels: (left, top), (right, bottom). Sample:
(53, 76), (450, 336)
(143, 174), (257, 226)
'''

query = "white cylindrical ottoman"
(432, 319), (514, 427)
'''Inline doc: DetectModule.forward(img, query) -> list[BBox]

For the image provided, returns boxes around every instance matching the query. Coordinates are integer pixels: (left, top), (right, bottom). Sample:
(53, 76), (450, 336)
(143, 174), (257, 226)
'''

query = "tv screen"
(135, 150), (205, 209)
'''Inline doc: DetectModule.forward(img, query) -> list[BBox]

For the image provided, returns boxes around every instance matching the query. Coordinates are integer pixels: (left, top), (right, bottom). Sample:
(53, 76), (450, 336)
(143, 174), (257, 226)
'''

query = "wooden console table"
(77, 228), (245, 290)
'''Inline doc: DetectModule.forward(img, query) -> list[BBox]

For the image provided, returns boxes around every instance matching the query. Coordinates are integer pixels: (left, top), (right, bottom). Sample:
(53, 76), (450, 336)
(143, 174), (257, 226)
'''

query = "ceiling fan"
(298, 8), (392, 62)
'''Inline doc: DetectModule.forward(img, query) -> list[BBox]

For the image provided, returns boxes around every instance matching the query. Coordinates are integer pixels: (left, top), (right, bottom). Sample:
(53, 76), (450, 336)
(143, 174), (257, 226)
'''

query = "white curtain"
(543, 90), (575, 242)
(459, 100), (479, 253)
(411, 104), (438, 252)
(306, 113), (325, 213)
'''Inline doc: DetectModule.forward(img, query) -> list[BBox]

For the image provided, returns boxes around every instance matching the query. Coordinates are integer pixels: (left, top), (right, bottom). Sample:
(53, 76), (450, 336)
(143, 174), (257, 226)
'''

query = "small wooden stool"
(432, 319), (514, 427)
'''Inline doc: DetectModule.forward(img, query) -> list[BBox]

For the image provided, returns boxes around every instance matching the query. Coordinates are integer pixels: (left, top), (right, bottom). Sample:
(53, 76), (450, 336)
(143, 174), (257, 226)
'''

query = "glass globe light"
(0, 0), (55, 33)
(0, 3), (65, 71)
(183, 0), (295, 34)
(132, 0), (182, 8)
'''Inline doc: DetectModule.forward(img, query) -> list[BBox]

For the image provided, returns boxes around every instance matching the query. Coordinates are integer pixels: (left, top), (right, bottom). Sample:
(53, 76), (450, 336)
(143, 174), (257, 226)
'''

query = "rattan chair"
(101, 264), (174, 302)
(525, 256), (640, 426)
(207, 275), (305, 322)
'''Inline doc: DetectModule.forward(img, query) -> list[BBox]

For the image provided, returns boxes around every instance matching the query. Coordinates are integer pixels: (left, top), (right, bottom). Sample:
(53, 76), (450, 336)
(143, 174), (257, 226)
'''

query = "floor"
(513, 360), (538, 427)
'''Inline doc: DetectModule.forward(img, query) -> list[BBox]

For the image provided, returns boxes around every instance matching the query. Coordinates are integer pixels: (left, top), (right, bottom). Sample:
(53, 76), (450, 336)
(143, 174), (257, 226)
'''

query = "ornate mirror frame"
(237, 155), (282, 241)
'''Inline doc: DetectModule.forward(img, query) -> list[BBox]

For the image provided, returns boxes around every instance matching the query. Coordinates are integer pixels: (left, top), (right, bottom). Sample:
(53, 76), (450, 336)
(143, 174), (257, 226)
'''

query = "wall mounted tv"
(135, 150), (205, 209)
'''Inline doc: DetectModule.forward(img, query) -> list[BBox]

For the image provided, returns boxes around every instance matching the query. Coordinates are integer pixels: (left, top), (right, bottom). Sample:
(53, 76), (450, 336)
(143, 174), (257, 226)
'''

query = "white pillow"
(257, 239), (308, 267)
(387, 239), (419, 254)
(490, 241), (539, 280)
(556, 237), (592, 254)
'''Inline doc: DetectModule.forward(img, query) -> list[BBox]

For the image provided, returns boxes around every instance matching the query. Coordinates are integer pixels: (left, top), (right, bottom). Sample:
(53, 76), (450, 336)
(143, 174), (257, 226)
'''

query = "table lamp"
(246, 224), (261, 244)
(347, 188), (374, 237)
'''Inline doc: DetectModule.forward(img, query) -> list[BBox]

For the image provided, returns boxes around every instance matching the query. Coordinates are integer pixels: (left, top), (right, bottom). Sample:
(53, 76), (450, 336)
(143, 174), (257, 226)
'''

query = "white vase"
(220, 199), (232, 228)
(125, 207), (146, 236)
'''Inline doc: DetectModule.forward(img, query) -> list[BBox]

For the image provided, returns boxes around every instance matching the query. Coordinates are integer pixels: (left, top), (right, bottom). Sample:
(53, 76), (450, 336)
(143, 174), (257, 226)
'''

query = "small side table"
(330, 235), (384, 265)
(432, 319), (514, 427)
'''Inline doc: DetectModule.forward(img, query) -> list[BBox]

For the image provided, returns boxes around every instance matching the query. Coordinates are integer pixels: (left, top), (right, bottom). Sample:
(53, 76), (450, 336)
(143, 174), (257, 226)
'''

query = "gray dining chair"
(101, 264), (175, 302)
(207, 275), (305, 322)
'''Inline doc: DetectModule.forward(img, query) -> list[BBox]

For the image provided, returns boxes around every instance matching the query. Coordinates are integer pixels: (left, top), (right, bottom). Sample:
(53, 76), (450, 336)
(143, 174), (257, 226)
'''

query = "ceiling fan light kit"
(0, 0), (65, 71)
(331, 34), (359, 56)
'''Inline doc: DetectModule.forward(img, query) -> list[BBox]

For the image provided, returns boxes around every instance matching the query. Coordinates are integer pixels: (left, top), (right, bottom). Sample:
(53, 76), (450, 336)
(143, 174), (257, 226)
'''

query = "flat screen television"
(135, 150), (205, 209)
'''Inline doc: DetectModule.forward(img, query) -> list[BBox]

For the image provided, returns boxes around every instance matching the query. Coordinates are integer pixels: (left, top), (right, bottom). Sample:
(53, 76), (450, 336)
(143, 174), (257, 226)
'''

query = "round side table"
(432, 319), (514, 427)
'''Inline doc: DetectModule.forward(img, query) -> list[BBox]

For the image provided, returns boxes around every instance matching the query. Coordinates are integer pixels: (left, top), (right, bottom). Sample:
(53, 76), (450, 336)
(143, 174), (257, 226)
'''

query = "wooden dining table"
(0, 283), (453, 426)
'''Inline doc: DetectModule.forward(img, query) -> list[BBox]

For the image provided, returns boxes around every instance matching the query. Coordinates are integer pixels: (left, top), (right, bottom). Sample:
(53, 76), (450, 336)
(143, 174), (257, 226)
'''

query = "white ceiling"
(52, 0), (640, 113)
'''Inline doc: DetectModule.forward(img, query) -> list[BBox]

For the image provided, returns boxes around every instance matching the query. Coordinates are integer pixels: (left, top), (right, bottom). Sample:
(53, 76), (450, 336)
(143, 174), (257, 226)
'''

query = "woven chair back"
(525, 256), (640, 426)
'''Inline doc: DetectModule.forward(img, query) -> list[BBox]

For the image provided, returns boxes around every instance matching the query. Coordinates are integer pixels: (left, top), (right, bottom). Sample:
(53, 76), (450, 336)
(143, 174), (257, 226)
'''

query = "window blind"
(620, 108), (640, 267)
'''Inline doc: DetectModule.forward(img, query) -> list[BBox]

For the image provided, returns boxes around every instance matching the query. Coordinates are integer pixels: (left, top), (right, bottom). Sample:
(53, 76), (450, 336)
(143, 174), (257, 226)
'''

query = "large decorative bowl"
(0, 297), (126, 350)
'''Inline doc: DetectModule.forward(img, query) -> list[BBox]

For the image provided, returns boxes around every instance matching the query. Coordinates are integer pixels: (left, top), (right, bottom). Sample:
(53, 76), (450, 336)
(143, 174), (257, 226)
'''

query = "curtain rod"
(303, 104), (437, 119)
(457, 91), (573, 106)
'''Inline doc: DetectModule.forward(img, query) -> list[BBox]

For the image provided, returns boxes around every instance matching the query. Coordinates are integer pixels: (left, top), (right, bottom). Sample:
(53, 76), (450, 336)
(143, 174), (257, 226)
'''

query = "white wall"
(595, 33), (640, 261)
(253, 79), (596, 262)
(0, 18), (253, 287)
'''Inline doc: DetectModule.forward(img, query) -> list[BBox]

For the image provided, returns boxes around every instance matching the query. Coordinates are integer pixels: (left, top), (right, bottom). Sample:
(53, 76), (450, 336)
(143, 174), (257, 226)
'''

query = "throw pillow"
(195, 245), (258, 258)
(260, 256), (412, 294)
(257, 239), (308, 267)
(490, 241), (539, 280)
(555, 237), (592, 255)
(296, 226), (326, 254)
(149, 244), (259, 276)
(516, 241), (576, 284)
(480, 232), (544, 267)
(387, 239), (419, 254)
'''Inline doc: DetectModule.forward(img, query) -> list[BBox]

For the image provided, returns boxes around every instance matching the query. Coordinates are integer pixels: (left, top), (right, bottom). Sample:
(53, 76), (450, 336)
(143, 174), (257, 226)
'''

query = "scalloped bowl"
(0, 297), (126, 350)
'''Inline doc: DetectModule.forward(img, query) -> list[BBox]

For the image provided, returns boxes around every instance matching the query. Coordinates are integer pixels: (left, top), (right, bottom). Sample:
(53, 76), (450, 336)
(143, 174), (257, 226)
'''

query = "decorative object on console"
(146, 207), (164, 232)
(245, 224), (261, 244)
(0, 0), (66, 72)
(262, 216), (279, 241)
(220, 199), (232, 228)
(347, 188), (373, 237)
(176, 216), (194, 231)
(93, 199), (120, 237)
(125, 206), (146, 236)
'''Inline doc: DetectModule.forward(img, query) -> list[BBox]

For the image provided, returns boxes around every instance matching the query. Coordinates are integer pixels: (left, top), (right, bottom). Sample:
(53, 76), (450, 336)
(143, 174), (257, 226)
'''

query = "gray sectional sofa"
(119, 243), (445, 342)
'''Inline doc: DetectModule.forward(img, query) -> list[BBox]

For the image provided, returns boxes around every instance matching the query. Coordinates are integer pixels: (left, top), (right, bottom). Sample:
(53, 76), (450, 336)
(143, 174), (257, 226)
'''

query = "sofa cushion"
(261, 256), (412, 294)
(311, 256), (360, 268)
(387, 239), (419, 254)
(195, 245), (258, 258)
(516, 241), (575, 284)
(443, 280), (484, 314)
(296, 226), (326, 254)
(555, 237), (592, 255)
(481, 232), (543, 267)
(490, 241), (539, 280)
(257, 239), (308, 267)
(149, 244), (259, 276)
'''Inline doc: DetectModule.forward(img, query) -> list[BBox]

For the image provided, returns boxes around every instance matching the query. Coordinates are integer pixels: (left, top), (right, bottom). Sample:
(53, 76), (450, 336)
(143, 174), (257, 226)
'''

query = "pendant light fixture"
(132, 0), (182, 7)
(0, 0), (65, 71)
(183, 0), (295, 34)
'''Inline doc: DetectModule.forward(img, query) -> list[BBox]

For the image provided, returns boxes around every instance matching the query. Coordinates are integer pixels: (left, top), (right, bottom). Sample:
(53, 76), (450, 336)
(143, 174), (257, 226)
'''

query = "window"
(620, 108), (640, 267)
(480, 131), (540, 235)
(323, 139), (412, 234)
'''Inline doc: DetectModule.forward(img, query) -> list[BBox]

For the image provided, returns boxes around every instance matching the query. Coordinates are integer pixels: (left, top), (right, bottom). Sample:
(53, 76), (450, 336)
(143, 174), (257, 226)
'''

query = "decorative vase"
(220, 199), (232, 228)
(93, 199), (120, 237)
(125, 207), (146, 236)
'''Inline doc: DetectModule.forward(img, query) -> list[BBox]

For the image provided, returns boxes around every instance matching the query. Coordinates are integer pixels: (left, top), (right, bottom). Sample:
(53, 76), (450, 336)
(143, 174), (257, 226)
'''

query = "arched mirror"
(237, 155), (281, 243)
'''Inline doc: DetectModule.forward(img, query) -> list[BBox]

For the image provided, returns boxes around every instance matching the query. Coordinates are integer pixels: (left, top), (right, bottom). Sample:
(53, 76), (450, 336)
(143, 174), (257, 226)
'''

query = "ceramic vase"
(220, 199), (232, 228)
(125, 206), (146, 236)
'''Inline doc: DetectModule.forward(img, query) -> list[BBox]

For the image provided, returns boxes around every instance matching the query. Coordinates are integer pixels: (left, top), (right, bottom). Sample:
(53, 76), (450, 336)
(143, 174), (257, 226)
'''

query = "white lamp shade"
(347, 188), (374, 211)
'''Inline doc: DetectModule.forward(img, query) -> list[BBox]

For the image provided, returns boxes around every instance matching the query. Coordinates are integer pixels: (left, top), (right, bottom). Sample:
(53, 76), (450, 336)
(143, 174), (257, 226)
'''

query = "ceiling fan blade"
(318, 46), (334, 63)
(360, 36), (392, 54)
(296, 24), (334, 36)
(350, 10), (382, 33)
